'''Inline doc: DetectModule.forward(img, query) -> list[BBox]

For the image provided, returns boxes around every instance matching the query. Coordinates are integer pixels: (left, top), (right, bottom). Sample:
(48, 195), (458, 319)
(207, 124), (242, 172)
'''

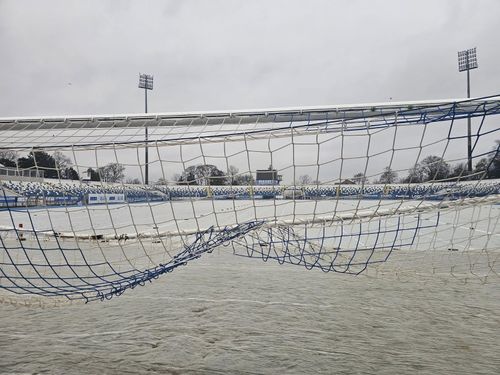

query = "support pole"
(145, 88), (149, 185)
(466, 55), (472, 173)
(458, 48), (477, 173)
(139, 73), (153, 186)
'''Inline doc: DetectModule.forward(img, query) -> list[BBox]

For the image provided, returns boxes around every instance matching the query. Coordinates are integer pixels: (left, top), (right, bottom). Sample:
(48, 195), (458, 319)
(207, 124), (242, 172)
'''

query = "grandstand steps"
(0, 187), (20, 197)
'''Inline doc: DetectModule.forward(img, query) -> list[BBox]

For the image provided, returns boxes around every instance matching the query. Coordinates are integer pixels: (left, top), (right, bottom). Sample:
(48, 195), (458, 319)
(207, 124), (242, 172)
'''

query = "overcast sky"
(1, 0), (499, 118)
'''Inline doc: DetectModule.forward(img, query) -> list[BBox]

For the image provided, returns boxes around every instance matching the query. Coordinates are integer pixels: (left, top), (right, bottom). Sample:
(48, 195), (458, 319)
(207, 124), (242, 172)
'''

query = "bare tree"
(178, 164), (226, 185)
(125, 177), (141, 184)
(473, 140), (500, 179)
(401, 165), (425, 183)
(297, 174), (312, 185)
(449, 162), (470, 179)
(378, 167), (398, 184)
(228, 166), (254, 185)
(98, 163), (125, 183)
(419, 156), (450, 181)
(52, 151), (75, 179)
(0, 150), (18, 165)
(52, 151), (71, 170)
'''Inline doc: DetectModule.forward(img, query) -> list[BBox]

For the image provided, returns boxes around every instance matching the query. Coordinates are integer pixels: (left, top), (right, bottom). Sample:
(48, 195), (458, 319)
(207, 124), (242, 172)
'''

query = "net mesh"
(1, 96), (500, 305)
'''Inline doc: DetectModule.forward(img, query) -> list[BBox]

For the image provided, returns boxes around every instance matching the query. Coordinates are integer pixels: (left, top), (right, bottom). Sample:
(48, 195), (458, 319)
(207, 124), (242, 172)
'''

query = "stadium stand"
(1, 179), (499, 208)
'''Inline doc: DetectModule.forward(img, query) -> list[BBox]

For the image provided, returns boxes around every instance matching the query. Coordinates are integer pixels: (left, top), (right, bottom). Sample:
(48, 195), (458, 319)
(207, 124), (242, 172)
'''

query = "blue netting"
(0, 221), (264, 303)
(232, 213), (440, 274)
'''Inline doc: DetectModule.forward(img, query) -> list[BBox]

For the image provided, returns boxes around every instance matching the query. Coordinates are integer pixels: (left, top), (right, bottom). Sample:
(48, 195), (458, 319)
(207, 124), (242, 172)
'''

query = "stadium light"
(138, 73), (153, 184)
(457, 47), (478, 172)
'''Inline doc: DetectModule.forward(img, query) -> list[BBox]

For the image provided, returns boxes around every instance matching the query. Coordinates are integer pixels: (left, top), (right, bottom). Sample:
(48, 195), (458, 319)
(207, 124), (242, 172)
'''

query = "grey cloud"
(0, 0), (499, 117)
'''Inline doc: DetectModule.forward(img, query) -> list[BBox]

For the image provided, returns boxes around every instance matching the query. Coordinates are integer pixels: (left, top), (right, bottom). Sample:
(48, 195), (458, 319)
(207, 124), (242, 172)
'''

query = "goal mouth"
(1, 194), (497, 241)
(1, 95), (500, 305)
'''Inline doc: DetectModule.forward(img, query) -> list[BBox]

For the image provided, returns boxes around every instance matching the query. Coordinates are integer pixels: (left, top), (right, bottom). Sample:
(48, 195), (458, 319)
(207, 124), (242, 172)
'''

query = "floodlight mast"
(457, 47), (478, 172)
(138, 73), (153, 184)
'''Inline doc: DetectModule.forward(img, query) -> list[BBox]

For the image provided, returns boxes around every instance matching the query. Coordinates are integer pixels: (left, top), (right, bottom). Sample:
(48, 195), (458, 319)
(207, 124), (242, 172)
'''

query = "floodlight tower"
(138, 73), (153, 184)
(457, 47), (478, 172)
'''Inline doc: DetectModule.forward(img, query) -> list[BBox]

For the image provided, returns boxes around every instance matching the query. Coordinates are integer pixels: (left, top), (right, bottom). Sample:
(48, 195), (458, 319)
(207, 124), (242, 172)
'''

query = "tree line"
(351, 144), (500, 185)
(173, 165), (254, 186)
(293, 142), (500, 186)
(0, 150), (80, 180)
(0, 150), (127, 183)
(86, 163), (125, 183)
(2, 141), (498, 186)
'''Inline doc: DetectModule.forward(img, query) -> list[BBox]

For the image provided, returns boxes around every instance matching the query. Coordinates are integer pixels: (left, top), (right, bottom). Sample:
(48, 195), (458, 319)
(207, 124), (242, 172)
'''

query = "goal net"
(1, 95), (499, 305)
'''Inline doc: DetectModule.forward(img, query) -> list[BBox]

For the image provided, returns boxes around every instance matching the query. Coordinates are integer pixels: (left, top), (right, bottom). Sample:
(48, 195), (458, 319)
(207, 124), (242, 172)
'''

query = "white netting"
(0, 96), (499, 305)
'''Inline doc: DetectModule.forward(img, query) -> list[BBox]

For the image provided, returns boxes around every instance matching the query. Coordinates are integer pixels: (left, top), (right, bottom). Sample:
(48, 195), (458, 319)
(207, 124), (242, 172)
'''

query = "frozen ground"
(0, 200), (499, 374)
